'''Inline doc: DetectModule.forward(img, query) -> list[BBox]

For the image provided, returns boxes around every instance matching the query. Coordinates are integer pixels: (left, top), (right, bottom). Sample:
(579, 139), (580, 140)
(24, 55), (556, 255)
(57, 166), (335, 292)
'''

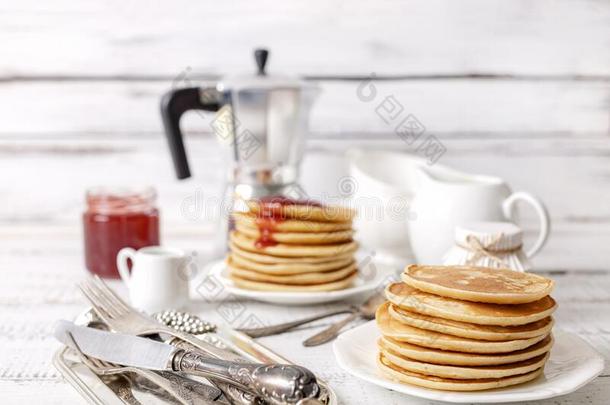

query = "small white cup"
(116, 246), (189, 313)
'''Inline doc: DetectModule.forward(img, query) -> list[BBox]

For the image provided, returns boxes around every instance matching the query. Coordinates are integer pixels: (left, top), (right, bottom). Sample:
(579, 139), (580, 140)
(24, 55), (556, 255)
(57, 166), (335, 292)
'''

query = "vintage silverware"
(302, 293), (385, 347)
(128, 372), (229, 405)
(55, 321), (320, 404)
(54, 306), (335, 405)
(79, 276), (263, 405)
(86, 318), (225, 404)
(79, 276), (331, 404)
(238, 308), (355, 338)
(79, 277), (242, 361)
(64, 330), (223, 404)
(106, 375), (142, 405)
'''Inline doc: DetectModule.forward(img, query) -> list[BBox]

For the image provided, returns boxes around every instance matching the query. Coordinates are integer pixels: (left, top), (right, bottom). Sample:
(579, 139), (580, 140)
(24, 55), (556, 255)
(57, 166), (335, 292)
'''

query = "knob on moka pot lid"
(217, 48), (315, 92)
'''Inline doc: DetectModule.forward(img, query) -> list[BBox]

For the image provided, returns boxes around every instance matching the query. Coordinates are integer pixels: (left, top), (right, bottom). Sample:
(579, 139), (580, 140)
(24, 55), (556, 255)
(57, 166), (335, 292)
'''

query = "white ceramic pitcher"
(116, 246), (189, 313)
(408, 166), (550, 264)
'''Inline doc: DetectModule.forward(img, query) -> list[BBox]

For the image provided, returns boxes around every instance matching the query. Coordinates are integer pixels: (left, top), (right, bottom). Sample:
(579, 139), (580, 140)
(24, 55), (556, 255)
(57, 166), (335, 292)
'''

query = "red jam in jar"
(83, 187), (160, 278)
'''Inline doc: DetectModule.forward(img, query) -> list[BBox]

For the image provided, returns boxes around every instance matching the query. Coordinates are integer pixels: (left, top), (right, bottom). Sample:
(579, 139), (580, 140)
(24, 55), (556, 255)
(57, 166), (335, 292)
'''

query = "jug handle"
(502, 192), (551, 258)
(160, 87), (221, 179)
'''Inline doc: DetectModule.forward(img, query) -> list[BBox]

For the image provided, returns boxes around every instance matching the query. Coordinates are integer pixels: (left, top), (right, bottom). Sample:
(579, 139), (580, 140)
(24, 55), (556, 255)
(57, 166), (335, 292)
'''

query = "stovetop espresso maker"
(161, 49), (320, 205)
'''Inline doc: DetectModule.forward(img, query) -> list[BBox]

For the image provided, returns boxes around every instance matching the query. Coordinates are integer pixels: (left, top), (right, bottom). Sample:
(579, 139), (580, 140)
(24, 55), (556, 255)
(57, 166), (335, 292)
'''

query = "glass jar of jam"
(83, 187), (160, 278)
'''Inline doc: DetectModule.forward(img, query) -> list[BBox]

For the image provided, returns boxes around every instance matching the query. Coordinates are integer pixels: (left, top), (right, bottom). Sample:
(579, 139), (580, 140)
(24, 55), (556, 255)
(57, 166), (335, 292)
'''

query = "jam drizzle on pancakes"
(253, 196), (324, 249)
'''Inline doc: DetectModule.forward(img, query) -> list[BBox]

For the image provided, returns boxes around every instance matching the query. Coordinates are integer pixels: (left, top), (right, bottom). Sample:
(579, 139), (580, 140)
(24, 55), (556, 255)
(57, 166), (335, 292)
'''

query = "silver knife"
(54, 320), (321, 404)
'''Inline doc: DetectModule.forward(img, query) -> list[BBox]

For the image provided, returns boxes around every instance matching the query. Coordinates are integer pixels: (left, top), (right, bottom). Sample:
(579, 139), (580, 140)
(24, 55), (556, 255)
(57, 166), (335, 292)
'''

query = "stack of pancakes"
(226, 198), (359, 292)
(376, 265), (556, 391)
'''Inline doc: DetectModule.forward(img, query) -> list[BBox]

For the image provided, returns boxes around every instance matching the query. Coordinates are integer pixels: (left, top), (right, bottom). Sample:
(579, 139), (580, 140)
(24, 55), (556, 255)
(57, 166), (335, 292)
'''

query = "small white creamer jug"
(116, 246), (189, 313)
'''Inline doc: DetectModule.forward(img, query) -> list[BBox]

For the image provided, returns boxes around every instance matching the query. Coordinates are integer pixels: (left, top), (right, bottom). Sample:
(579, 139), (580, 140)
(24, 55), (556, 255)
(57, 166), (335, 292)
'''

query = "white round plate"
(207, 253), (399, 305)
(333, 321), (604, 403)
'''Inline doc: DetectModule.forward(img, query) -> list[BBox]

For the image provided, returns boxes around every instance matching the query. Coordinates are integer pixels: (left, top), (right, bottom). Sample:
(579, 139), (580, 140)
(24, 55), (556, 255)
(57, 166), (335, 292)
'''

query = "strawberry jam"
(253, 196), (323, 249)
(83, 187), (160, 278)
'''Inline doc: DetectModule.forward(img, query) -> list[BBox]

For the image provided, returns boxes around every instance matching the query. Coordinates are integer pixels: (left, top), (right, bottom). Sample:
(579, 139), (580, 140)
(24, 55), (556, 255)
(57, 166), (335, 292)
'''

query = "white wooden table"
(0, 231), (608, 404)
(1, 1), (610, 403)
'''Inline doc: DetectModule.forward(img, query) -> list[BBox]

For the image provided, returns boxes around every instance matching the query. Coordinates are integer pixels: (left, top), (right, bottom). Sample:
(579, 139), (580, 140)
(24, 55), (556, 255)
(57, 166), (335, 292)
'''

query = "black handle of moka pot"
(160, 87), (221, 179)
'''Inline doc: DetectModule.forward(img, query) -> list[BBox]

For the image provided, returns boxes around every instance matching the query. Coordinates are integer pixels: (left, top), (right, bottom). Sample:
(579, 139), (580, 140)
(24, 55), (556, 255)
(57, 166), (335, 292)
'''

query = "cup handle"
(502, 192), (551, 258)
(116, 247), (137, 288)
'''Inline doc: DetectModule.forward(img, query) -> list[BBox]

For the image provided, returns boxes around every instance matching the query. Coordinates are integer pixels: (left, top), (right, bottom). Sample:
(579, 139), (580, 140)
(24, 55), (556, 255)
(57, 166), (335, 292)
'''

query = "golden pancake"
(246, 200), (356, 223)
(229, 242), (355, 264)
(388, 304), (554, 341)
(380, 335), (553, 366)
(233, 212), (352, 233)
(229, 251), (354, 275)
(230, 231), (358, 258)
(229, 271), (358, 292)
(379, 339), (549, 379)
(376, 302), (547, 353)
(377, 353), (544, 391)
(234, 222), (354, 245)
(227, 257), (357, 285)
(386, 283), (557, 326)
(402, 265), (554, 304)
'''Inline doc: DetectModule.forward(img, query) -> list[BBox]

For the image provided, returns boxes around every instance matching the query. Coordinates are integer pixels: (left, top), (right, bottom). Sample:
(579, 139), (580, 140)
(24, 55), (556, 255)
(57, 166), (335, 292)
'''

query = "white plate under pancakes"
(333, 321), (604, 403)
(206, 252), (398, 305)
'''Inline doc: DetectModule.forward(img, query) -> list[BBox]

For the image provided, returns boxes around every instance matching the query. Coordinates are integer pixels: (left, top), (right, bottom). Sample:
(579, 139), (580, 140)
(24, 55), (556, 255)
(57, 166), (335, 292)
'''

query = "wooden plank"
(1, 0), (610, 77)
(3, 137), (610, 224)
(0, 382), (83, 405)
(2, 374), (608, 405)
(0, 257), (608, 403)
(1, 137), (609, 271)
(0, 80), (608, 135)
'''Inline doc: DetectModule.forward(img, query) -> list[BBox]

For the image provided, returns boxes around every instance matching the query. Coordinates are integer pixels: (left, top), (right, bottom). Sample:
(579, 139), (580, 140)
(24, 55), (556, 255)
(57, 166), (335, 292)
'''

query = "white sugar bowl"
(442, 221), (539, 272)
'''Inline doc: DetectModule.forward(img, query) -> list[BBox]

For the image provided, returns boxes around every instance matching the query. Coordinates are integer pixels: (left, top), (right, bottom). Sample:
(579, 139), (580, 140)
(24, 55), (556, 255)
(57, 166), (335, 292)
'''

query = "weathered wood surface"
(0, 234), (608, 404)
(1, 80), (609, 135)
(1, 138), (609, 271)
(0, 1), (608, 276)
(1, 0), (610, 136)
(2, 0), (610, 77)
(1, 0), (609, 402)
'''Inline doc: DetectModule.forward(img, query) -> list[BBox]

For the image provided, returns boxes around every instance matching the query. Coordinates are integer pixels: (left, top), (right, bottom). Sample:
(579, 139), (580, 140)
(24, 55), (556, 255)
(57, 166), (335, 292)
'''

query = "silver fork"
(79, 276), (243, 361)
(66, 332), (222, 405)
(79, 276), (262, 405)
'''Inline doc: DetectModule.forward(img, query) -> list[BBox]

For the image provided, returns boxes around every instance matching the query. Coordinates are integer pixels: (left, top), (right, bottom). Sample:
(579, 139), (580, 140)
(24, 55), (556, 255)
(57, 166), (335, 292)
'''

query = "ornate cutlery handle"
(172, 350), (320, 404)
(169, 337), (263, 405)
(158, 371), (225, 404)
(169, 330), (244, 362)
(131, 367), (222, 405)
(107, 376), (142, 405)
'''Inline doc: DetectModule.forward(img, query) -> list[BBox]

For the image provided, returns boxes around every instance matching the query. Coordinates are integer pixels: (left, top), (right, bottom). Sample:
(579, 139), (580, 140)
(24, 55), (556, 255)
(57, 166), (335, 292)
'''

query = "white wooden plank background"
(2, 0), (610, 77)
(0, 238), (609, 404)
(1, 0), (610, 403)
(0, 80), (608, 134)
(2, 137), (609, 270)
